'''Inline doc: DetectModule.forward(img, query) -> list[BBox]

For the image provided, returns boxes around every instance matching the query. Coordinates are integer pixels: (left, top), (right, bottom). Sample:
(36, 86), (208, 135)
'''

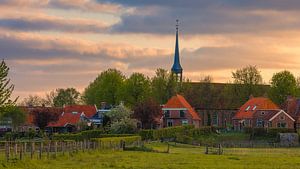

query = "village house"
(282, 96), (300, 129)
(20, 106), (63, 132)
(233, 97), (277, 130)
(252, 109), (295, 128)
(162, 94), (201, 128)
(47, 105), (97, 133)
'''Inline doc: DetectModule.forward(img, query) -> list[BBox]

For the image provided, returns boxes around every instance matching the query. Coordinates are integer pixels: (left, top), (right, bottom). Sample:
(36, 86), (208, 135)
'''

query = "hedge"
(244, 127), (295, 138)
(91, 136), (141, 145)
(52, 129), (134, 141)
(139, 126), (216, 141)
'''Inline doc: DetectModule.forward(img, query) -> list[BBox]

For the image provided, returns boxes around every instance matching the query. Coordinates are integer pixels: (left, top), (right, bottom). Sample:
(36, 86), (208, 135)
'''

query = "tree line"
(1, 59), (300, 130)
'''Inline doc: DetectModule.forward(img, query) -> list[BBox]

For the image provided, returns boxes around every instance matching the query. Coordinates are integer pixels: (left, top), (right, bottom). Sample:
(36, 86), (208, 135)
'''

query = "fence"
(0, 139), (141, 162)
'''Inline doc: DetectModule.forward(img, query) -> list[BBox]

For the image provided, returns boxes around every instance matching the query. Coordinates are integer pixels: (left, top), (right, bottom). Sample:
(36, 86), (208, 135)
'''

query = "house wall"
(162, 109), (199, 128)
(197, 109), (237, 128)
(269, 113), (294, 129)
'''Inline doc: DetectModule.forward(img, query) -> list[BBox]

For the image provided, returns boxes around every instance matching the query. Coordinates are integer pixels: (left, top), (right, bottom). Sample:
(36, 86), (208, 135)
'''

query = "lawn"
(1, 142), (300, 169)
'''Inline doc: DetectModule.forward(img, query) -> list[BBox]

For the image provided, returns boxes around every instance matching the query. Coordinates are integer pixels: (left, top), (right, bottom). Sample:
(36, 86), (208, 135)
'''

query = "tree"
(53, 88), (80, 107)
(151, 68), (178, 104)
(120, 73), (151, 107)
(232, 65), (263, 85)
(20, 95), (47, 107)
(0, 105), (26, 130)
(83, 69), (125, 106)
(0, 60), (17, 106)
(105, 103), (137, 134)
(269, 70), (297, 105)
(225, 65), (265, 106)
(32, 107), (61, 130)
(133, 98), (161, 129)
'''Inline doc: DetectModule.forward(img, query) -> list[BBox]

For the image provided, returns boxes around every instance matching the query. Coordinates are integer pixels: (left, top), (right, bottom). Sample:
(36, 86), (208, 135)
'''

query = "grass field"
(1, 142), (300, 169)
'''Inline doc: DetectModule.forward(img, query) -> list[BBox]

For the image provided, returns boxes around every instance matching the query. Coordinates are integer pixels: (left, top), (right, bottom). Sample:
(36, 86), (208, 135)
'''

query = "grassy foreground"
(2, 142), (300, 169)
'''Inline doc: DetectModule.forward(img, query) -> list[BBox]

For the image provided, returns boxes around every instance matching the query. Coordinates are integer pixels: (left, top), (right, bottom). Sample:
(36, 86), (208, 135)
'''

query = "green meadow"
(1, 142), (300, 169)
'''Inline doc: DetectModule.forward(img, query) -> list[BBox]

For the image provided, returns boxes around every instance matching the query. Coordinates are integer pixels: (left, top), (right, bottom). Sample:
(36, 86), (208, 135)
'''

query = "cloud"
(98, 0), (300, 35)
(0, 0), (122, 13)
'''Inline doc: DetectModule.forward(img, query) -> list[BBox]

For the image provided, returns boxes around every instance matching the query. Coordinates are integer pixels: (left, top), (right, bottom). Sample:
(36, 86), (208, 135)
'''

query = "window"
(182, 119), (188, 125)
(212, 112), (218, 126)
(280, 116), (285, 120)
(180, 110), (185, 118)
(257, 119), (263, 127)
(164, 110), (170, 118)
(252, 105), (257, 111)
(72, 111), (78, 114)
(245, 106), (251, 111)
(261, 111), (265, 115)
(167, 119), (173, 127)
(277, 122), (287, 128)
(268, 121), (272, 127)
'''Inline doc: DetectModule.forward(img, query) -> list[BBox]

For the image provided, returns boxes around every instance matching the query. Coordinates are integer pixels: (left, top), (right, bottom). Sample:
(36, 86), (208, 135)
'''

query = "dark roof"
(171, 28), (182, 74)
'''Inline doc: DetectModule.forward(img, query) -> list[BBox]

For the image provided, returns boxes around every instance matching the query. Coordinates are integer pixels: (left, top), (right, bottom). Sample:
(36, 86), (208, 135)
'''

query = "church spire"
(171, 19), (183, 82)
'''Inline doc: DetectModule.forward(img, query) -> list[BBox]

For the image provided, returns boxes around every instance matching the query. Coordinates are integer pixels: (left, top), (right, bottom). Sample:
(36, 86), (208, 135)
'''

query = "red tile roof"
(47, 105), (97, 127)
(163, 94), (200, 120)
(233, 97), (279, 119)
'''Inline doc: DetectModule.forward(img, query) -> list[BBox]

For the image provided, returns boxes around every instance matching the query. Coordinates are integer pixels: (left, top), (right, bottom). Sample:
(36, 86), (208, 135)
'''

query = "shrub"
(267, 128), (295, 138)
(252, 128), (267, 137)
(139, 130), (154, 140)
(243, 127), (253, 134)
(91, 136), (141, 146)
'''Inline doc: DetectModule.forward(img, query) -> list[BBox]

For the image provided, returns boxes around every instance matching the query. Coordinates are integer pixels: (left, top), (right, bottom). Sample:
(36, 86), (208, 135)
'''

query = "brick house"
(47, 105), (97, 133)
(252, 109), (295, 128)
(162, 94), (201, 128)
(233, 97), (280, 130)
(197, 108), (237, 128)
(282, 97), (300, 129)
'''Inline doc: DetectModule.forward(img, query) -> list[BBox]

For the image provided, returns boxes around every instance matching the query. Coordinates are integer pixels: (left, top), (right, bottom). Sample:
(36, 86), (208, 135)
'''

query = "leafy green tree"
(0, 60), (17, 105)
(119, 73), (151, 107)
(151, 68), (178, 104)
(269, 70), (297, 105)
(83, 69), (125, 106)
(105, 103), (137, 134)
(232, 65), (263, 85)
(0, 105), (26, 130)
(53, 88), (80, 107)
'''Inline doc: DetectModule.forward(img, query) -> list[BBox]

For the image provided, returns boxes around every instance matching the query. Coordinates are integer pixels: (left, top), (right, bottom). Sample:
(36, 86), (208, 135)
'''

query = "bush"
(91, 136), (141, 146)
(243, 127), (253, 134)
(139, 126), (216, 141)
(252, 128), (267, 137)
(52, 130), (134, 141)
(267, 128), (295, 138)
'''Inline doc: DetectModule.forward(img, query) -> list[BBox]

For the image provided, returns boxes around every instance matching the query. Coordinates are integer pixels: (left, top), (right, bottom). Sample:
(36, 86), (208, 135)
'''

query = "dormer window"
(72, 111), (78, 114)
(252, 105), (257, 111)
(245, 106), (251, 111)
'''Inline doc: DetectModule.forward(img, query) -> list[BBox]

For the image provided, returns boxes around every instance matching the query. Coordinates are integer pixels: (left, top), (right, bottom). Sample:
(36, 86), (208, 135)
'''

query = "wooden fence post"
(166, 143), (170, 153)
(19, 143), (23, 160)
(47, 142), (51, 159)
(14, 143), (18, 158)
(30, 142), (35, 159)
(5, 142), (10, 162)
(205, 145), (208, 154)
(39, 142), (43, 159)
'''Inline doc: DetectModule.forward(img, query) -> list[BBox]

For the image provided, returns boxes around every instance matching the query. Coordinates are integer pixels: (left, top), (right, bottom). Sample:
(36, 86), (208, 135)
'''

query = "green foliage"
(244, 127), (295, 139)
(0, 105), (26, 129)
(109, 117), (138, 134)
(83, 69), (125, 106)
(91, 136), (141, 145)
(52, 129), (135, 141)
(139, 126), (215, 141)
(119, 73), (151, 107)
(232, 65), (263, 85)
(151, 68), (178, 104)
(106, 104), (132, 123)
(53, 88), (81, 107)
(269, 70), (298, 105)
(0, 60), (17, 106)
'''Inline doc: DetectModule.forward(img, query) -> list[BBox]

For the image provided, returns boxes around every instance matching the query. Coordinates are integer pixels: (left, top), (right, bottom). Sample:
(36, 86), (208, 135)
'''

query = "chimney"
(249, 94), (254, 100)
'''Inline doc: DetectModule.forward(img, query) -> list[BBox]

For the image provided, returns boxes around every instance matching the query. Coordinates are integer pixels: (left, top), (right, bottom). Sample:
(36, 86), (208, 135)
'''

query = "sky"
(2, 0), (300, 100)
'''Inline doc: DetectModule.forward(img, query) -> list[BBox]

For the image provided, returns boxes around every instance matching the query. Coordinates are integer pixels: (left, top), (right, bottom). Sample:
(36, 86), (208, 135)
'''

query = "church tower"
(171, 20), (183, 82)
